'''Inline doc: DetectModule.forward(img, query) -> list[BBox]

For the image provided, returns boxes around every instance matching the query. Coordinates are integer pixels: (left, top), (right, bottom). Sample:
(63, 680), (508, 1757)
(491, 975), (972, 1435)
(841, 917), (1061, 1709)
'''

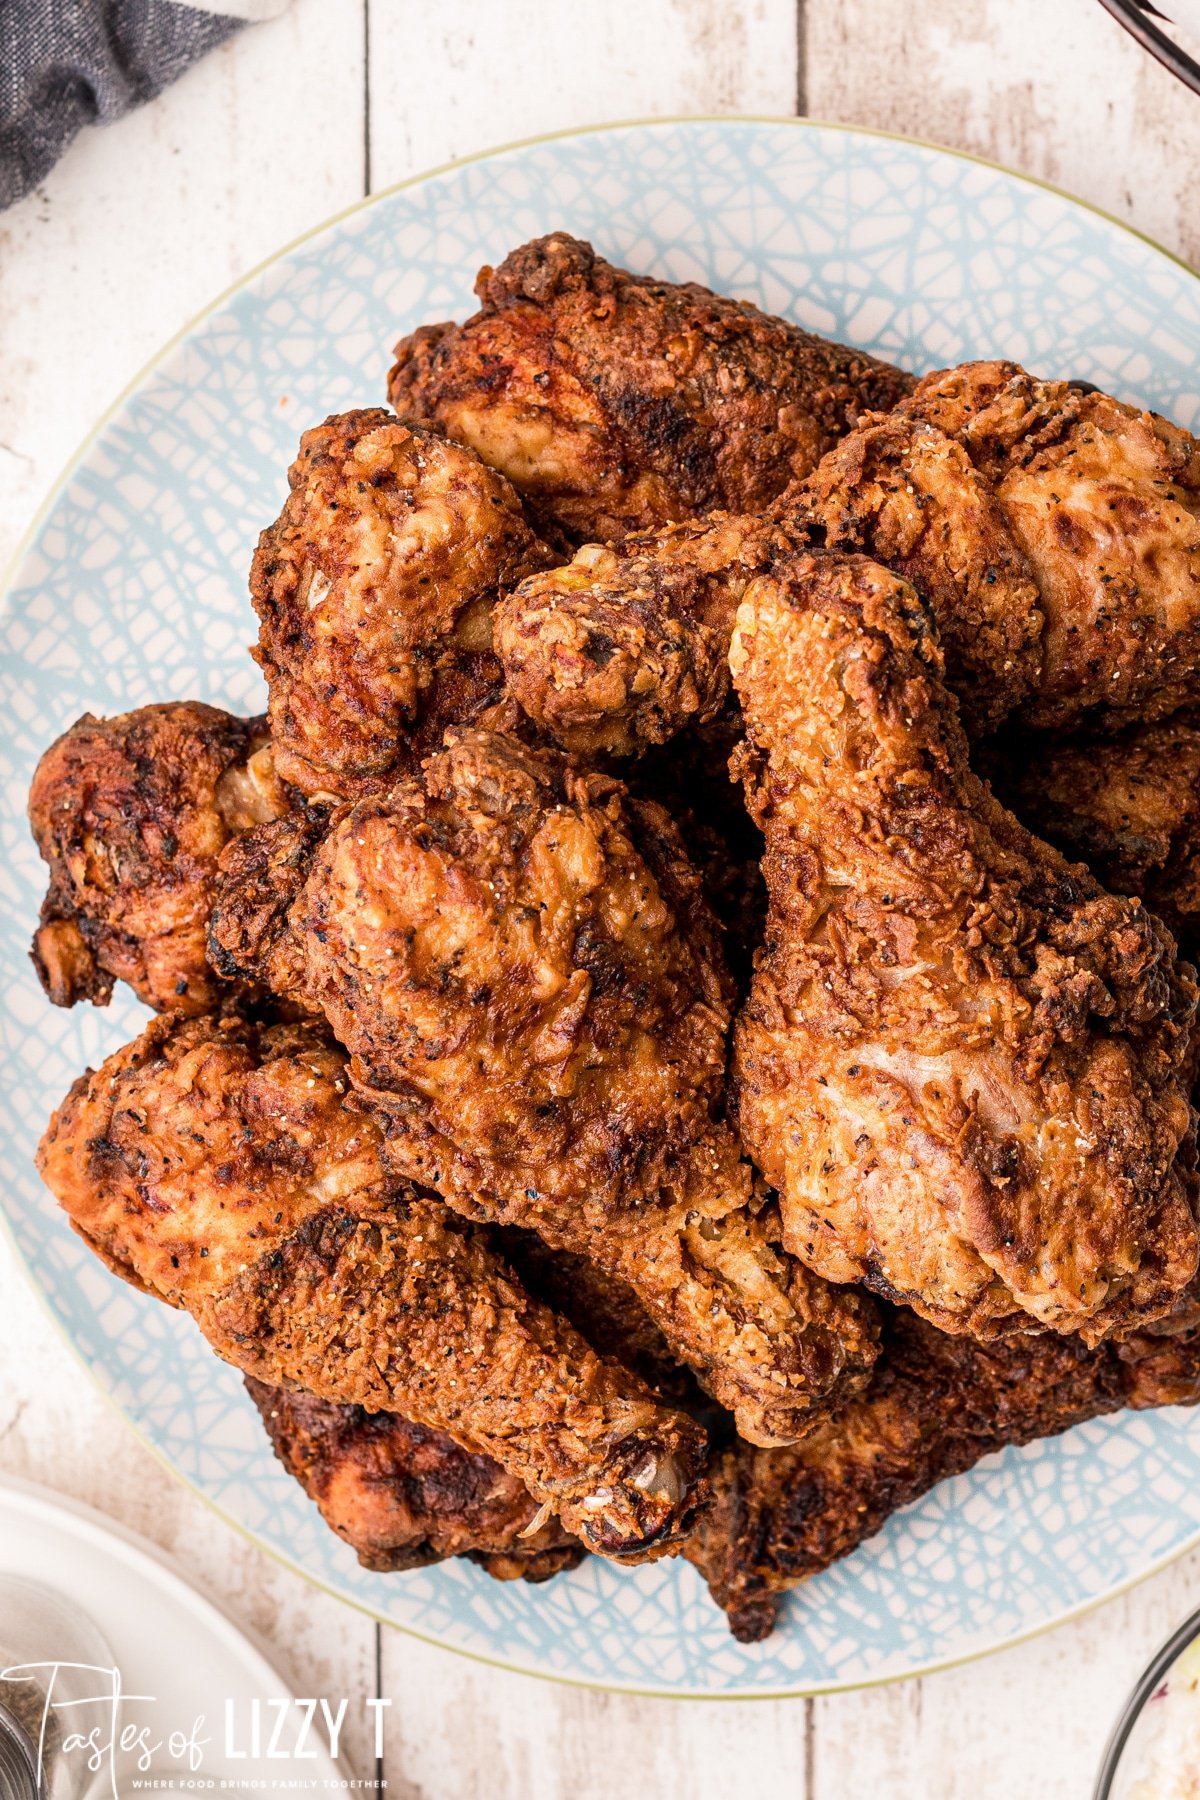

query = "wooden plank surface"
(0, 0), (366, 573)
(3, 2), (1199, 1794)
(365, 0), (798, 189)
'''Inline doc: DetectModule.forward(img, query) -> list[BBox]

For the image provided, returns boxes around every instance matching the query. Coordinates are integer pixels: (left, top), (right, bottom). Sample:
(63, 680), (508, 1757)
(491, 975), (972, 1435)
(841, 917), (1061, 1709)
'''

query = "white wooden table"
(3, 3), (1199, 1793)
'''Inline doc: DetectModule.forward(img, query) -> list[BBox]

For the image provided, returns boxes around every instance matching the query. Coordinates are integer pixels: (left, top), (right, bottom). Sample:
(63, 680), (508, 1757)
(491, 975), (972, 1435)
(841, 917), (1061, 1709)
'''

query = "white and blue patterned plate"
(4, 119), (1200, 1698)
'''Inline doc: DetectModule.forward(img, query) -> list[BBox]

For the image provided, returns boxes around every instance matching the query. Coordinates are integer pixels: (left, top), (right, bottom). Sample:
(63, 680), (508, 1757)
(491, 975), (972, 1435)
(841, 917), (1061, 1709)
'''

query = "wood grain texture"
(365, 0), (798, 188)
(805, 0), (1200, 267)
(4, 1), (1200, 1794)
(809, 1554), (1200, 1799)
(378, 1636), (816, 1800)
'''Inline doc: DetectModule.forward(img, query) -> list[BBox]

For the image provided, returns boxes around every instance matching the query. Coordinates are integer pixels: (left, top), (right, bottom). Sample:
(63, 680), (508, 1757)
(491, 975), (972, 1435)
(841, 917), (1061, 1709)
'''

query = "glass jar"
(0, 1577), (114, 1800)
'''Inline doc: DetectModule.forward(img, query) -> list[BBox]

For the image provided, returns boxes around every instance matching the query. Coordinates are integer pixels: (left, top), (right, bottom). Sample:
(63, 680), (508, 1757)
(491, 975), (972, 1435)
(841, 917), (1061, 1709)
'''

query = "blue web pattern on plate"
(3, 119), (1200, 1696)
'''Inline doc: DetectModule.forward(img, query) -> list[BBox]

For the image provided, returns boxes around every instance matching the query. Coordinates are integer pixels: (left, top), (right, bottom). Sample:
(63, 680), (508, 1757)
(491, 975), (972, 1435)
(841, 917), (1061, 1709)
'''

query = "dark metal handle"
(1096, 0), (1200, 93)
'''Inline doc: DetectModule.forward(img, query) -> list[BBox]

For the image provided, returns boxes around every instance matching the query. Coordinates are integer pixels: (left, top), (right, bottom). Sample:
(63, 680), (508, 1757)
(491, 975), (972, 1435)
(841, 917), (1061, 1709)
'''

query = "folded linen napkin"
(1, 0), (287, 211)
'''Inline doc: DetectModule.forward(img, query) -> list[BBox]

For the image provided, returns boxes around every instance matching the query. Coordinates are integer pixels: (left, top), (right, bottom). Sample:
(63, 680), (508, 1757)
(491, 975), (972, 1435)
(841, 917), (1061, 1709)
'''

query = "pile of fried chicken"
(29, 232), (1200, 1643)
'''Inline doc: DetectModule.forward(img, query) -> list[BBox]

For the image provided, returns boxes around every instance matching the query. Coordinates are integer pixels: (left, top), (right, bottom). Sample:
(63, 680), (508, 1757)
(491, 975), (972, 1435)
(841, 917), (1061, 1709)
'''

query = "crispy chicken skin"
(209, 727), (880, 1446)
(28, 702), (286, 1015)
(730, 551), (1199, 1342)
(990, 714), (1200, 961)
(687, 1299), (1200, 1641)
(387, 233), (915, 545)
(250, 409), (555, 801)
(497, 1229), (710, 1415)
(207, 806), (330, 1002)
(790, 409), (1045, 733)
(245, 1379), (583, 1581)
(36, 1011), (708, 1559)
(495, 514), (789, 758)
(899, 360), (1200, 731)
(493, 362), (1200, 755)
(245, 1240), (711, 1585)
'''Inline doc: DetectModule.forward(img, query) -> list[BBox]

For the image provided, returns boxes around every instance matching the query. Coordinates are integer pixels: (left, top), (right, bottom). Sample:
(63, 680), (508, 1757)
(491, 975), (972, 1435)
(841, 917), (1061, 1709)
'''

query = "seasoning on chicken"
(494, 513), (789, 758)
(388, 232), (914, 545)
(37, 1010), (708, 1560)
(898, 360), (1200, 731)
(209, 727), (880, 1446)
(28, 701), (287, 1015)
(250, 409), (555, 801)
(245, 1228), (724, 1581)
(493, 360), (1200, 757)
(687, 1299), (1200, 1641)
(496, 1229), (711, 1415)
(789, 408), (1045, 733)
(730, 549), (1199, 1342)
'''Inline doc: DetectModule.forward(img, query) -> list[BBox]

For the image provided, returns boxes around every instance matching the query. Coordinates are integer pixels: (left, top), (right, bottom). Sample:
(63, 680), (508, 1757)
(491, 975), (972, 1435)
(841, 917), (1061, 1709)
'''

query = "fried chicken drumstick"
(246, 1379), (583, 1581)
(896, 360), (1200, 731)
(789, 408), (1045, 733)
(729, 550), (1199, 1341)
(388, 233), (914, 545)
(493, 360), (1200, 760)
(37, 1010), (708, 1559)
(494, 513), (789, 758)
(28, 701), (287, 1014)
(989, 712), (1200, 962)
(209, 727), (880, 1446)
(250, 409), (554, 801)
(687, 1299), (1200, 1641)
(248, 1222), (719, 1586)
(245, 1233), (705, 1583)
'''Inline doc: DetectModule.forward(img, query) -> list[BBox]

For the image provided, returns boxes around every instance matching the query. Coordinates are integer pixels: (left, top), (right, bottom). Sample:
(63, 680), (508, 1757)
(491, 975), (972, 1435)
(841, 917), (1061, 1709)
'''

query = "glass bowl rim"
(1095, 1600), (1200, 1796)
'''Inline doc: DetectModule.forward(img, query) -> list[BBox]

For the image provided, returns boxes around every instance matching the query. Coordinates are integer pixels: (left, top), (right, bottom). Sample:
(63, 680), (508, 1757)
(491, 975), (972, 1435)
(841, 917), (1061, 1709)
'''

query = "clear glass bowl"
(1096, 1604), (1200, 1798)
(0, 1578), (115, 1800)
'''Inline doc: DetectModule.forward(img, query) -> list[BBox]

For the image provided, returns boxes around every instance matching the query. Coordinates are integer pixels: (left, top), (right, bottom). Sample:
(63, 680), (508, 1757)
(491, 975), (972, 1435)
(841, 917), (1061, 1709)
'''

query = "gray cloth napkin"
(1, 0), (246, 210)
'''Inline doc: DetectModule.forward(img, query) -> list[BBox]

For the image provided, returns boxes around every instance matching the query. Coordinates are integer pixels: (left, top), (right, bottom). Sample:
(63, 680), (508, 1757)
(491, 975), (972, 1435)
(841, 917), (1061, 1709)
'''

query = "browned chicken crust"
(495, 513), (788, 758)
(207, 806), (330, 1002)
(36, 1010), (708, 1559)
(245, 1378), (583, 1581)
(497, 1229), (709, 1415)
(387, 232), (914, 545)
(730, 550), (1199, 1342)
(492, 360), (1200, 757)
(687, 1299), (1200, 1641)
(244, 1235), (713, 1583)
(250, 409), (554, 800)
(210, 727), (880, 1446)
(790, 409), (1044, 733)
(989, 713), (1200, 963)
(28, 702), (287, 1015)
(246, 1231), (727, 1585)
(900, 360), (1200, 731)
